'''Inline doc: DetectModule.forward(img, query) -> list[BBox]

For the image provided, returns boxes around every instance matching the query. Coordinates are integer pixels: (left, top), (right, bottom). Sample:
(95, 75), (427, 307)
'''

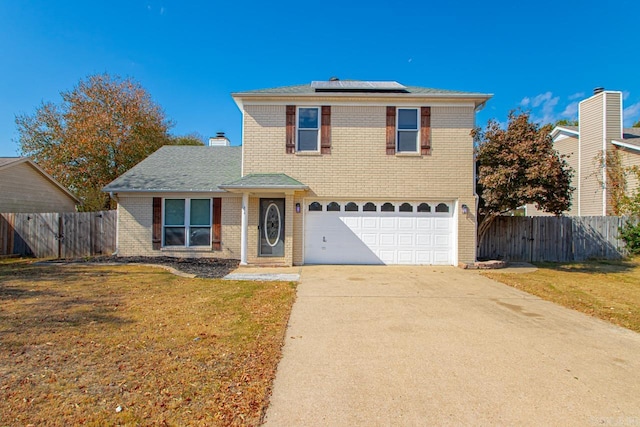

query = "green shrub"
(620, 219), (640, 255)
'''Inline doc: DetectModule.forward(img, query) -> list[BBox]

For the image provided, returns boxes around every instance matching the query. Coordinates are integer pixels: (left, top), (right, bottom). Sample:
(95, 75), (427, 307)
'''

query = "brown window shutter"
(321, 106), (331, 154)
(152, 197), (162, 250)
(286, 105), (296, 154)
(212, 197), (222, 250)
(421, 107), (432, 155)
(386, 106), (396, 155)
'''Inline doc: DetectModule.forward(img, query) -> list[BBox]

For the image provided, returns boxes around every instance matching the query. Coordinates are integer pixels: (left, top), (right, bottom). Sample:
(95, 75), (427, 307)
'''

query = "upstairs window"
(397, 108), (419, 152)
(298, 107), (320, 151)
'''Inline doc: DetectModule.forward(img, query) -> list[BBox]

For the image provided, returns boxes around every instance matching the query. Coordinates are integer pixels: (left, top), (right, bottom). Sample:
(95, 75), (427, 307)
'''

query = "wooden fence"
(478, 216), (637, 262)
(0, 210), (116, 258)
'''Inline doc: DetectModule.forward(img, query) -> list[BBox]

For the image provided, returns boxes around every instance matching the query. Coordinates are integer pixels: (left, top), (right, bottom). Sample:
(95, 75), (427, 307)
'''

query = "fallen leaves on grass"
(0, 259), (296, 426)
(483, 258), (640, 333)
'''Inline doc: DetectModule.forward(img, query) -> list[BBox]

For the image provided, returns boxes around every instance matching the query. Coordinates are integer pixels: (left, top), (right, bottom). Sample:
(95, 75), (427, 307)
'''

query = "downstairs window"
(163, 198), (212, 247)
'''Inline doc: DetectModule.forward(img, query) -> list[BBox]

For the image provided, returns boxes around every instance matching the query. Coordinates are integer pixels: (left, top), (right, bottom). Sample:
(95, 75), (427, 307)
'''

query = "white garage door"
(304, 201), (455, 265)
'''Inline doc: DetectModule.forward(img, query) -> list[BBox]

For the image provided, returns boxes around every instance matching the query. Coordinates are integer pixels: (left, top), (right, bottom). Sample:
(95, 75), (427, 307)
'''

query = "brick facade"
(242, 104), (478, 264)
(116, 193), (241, 259)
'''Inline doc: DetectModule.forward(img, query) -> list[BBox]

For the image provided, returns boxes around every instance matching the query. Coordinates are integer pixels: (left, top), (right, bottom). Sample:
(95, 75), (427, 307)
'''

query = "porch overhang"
(219, 173), (309, 195)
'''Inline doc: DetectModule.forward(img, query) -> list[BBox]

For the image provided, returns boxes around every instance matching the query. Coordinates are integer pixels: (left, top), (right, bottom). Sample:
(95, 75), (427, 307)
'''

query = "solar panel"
(311, 81), (407, 92)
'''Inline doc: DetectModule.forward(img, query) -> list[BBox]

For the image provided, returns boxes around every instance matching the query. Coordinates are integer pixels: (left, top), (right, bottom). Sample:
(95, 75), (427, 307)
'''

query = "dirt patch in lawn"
(48, 256), (240, 279)
(483, 257), (640, 333)
(0, 259), (296, 426)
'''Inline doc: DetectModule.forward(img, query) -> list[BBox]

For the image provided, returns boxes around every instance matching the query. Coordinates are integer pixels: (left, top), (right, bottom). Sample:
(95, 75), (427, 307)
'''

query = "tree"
(555, 118), (579, 127)
(16, 73), (172, 211)
(633, 120), (640, 128)
(170, 133), (205, 146)
(473, 111), (574, 243)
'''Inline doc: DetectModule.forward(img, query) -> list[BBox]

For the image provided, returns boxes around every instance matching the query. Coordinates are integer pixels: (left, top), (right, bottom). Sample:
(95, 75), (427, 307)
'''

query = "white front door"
(304, 201), (454, 265)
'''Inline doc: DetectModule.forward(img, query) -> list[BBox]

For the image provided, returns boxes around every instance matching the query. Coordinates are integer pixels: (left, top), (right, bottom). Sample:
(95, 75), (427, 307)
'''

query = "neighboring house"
(527, 88), (640, 216)
(0, 157), (78, 212)
(105, 80), (492, 266)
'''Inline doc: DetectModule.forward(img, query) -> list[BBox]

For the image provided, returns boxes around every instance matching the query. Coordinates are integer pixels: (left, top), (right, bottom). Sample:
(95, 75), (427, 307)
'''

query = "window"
(345, 202), (358, 212)
(417, 203), (431, 213)
(363, 202), (377, 212)
(381, 202), (395, 212)
(436, 203), (450, 213)
(399, 203), (413, 212)
(397, 108), (419, 152)
(309, 202), (322, 211)
(163, 199), (212, 247)
(327, 202), (340, 211)
(298, 107), (320, 151)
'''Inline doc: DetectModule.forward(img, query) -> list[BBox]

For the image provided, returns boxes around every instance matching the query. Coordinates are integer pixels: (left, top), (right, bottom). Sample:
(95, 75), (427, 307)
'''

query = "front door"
(259, 198), (285, 257)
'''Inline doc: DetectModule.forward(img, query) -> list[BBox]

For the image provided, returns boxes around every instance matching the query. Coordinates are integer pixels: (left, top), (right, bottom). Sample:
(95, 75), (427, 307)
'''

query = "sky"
(1, 0), (639, 157)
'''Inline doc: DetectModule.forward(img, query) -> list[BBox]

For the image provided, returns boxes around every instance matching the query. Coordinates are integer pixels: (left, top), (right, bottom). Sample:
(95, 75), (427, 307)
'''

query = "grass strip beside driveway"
(483, 257), (640, 333)
(0, 259), (296, 426)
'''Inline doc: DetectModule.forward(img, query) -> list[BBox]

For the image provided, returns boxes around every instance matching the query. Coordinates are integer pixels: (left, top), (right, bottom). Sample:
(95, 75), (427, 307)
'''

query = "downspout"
(109, 191), (119, 256)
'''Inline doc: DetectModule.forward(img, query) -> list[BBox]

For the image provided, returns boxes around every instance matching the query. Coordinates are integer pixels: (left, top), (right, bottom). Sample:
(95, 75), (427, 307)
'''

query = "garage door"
(304, 201), (454, 265)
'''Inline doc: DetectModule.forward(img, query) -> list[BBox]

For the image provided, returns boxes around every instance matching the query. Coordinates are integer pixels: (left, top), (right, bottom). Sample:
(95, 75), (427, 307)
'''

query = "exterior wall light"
(296, 203), (301, 213)
(461, 204), (469, 215)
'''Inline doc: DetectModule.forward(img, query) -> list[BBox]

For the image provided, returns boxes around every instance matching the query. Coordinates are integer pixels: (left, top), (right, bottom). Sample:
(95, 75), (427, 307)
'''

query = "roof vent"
(329, 76), (339, 81)
(593, 87), (605, 95)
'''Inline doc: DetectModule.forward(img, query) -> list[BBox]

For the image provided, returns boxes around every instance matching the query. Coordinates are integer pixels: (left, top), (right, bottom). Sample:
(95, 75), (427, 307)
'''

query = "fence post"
(57, 215), (63, 259)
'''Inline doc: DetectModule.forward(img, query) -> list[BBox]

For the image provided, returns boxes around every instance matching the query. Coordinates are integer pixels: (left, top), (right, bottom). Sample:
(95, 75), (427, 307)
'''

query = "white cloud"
(531, 92), (555, 108)
(520, 97), (530, 107)
(623, 102), (640, 127)
(623, 91), (631, 101)
(560, 102), (578, 119)
(568, 92), (585, 100)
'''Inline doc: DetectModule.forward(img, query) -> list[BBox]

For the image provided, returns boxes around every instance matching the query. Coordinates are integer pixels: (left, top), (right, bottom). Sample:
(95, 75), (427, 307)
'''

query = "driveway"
(263, 266), (640, 426)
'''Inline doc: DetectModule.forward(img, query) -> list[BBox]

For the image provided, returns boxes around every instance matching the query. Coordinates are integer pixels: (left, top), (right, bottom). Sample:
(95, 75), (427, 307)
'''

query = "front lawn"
(483, 257), (640, 333)
(0, 259), (296, 426)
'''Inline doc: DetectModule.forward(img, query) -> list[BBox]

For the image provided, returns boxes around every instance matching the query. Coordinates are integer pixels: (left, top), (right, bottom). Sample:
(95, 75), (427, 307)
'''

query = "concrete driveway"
(263, 266), (640, 426)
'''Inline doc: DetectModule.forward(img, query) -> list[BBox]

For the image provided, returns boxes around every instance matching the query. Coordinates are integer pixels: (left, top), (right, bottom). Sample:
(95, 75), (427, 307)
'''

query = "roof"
(233, 81), (490, 97)
(103, 146), (242, 193)
(0, 157), (79, 203)
(219, 173), (308, 191)
(552, 126), (640, 150)
(614, 128), (640, 151)
(231, 80), (493, 111)
(0, 157), (23, 168)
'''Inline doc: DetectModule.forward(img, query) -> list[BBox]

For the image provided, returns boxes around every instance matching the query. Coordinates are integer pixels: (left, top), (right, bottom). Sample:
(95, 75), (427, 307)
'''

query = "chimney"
(593, 87), (605, 95)
(209, 132), (230, 147)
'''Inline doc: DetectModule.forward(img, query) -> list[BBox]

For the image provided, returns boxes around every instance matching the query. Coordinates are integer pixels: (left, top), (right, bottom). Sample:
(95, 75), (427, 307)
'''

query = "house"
(104, 80), (492, 266)
(0, 157), (78, 212)
(527, 88), (640, 216)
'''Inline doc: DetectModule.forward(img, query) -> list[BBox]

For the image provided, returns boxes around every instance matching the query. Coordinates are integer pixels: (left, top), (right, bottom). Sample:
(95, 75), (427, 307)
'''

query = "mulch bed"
(58, 256), (240, 279)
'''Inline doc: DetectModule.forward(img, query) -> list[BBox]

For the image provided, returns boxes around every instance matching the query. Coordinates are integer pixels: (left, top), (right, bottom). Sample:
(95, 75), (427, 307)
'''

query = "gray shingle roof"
(220, 173), (308, 189)
(623, 128), (640, 139)
(103, 146), (242, 193)
(232, 81), (490, 97)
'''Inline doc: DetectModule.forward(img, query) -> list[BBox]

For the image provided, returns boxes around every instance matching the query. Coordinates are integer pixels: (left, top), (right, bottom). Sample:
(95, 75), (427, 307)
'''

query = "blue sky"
(1, 0), (639, 157)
